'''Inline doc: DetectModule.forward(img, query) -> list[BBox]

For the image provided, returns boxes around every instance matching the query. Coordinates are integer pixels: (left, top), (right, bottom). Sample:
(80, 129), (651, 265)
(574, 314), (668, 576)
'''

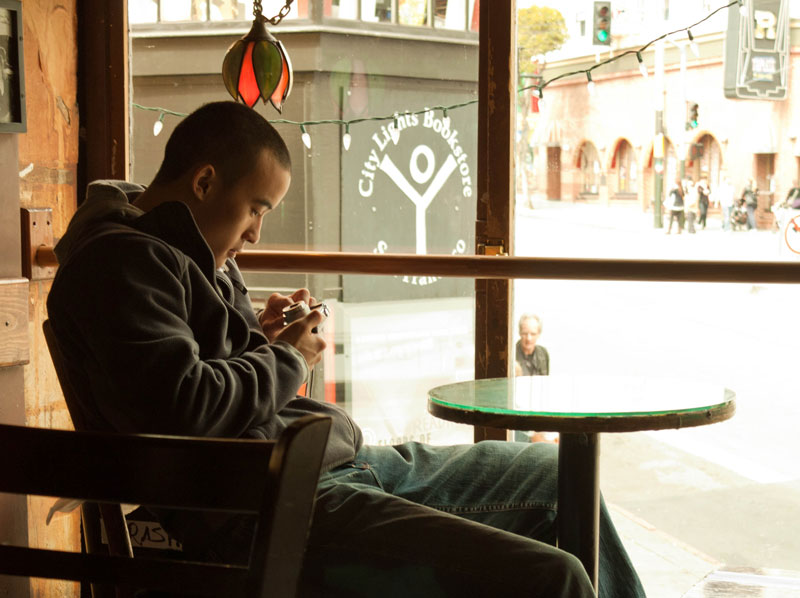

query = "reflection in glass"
(129, 0), (158, 24)
(128, 0), (305, 24)
(397, 0), (427, 26)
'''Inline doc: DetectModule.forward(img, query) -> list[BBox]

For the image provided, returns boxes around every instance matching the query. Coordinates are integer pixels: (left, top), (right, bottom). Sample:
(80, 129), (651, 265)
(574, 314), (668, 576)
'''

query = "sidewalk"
(609, 502), (722, 598)
(516, 199), (799, 263)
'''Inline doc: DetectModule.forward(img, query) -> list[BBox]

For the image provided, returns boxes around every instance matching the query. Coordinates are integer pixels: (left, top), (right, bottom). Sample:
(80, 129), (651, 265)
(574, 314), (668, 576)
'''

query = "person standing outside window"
(515, 313), (550, 376)
(514, 313), (553, 443)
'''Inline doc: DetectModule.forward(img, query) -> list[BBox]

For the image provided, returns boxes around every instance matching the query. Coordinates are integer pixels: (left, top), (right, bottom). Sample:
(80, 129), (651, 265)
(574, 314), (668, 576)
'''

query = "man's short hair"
(518, 313), (542, 333)
(151, 101), (291, 187)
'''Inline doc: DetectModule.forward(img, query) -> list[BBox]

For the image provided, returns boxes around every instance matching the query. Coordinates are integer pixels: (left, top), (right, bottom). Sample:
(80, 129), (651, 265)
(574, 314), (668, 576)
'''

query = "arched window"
(577, 141), (600, 194)
(613, 139), (637, 194)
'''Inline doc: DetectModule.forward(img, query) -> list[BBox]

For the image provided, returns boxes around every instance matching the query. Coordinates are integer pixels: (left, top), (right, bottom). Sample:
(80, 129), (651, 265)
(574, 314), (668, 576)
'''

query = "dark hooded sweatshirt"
(47, 181), (363, 548)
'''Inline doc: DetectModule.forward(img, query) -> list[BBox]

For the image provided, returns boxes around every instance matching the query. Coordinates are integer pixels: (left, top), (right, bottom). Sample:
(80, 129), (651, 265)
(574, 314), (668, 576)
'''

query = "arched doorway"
(576, 141), (600, 198)
(611, 138), (637, 198)
(686, 133), (722, 188)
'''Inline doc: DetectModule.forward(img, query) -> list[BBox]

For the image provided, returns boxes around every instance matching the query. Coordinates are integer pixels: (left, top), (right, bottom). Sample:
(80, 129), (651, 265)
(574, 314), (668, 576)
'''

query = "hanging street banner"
(342, 99), (477, 302)
(723, 0), (789, 100)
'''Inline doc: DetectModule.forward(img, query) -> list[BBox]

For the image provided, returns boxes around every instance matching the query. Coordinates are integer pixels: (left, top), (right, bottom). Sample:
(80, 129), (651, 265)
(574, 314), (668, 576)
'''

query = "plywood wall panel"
(17, 0), (79, 235)
(14, 2), (81, 597)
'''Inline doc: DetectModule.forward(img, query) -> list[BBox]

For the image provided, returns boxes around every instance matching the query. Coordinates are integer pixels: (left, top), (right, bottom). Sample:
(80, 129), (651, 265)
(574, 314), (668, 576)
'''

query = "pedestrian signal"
(593, 2), (611, 46)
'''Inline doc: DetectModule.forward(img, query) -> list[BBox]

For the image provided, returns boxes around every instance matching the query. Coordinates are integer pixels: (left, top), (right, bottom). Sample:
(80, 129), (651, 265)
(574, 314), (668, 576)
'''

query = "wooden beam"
(78, 0), (129, 199)
(475, 0), (516, 442)
(37, 246), (800, 284)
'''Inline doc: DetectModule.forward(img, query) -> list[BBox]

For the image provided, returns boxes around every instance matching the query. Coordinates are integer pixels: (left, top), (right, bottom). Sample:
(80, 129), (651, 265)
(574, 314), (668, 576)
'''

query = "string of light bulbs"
(526, 0), (742, 106)
(135, 0), (744, 149)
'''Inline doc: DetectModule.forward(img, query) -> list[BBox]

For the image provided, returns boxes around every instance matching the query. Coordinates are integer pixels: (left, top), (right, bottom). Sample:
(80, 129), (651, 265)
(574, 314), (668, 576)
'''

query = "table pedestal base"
(558, 432), (600, 593)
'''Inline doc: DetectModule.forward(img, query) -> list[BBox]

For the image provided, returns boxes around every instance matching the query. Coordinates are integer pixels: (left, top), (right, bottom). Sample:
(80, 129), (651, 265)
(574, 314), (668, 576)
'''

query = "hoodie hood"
(54, 180), (146, 264)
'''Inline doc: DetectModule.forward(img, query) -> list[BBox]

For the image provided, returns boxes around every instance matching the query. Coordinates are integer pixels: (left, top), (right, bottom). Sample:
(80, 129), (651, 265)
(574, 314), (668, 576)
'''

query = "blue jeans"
(746, 204), (757, 229)
(300, 441), (646, 597)
(722, 206), (733, 231)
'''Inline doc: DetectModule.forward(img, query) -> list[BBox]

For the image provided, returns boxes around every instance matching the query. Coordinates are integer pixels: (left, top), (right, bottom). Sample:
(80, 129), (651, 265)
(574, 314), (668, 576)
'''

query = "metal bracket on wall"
(477, 240), (507, 256)
(20, 207), (56, 280)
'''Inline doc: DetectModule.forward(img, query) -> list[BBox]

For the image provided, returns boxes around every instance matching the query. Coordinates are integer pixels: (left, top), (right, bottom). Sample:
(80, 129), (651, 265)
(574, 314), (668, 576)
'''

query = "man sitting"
(48, 101), (645, 597)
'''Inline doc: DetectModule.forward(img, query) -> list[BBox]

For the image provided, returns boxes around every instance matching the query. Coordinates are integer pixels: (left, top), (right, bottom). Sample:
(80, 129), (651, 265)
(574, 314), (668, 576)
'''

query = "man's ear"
(191, 164), (217, 201)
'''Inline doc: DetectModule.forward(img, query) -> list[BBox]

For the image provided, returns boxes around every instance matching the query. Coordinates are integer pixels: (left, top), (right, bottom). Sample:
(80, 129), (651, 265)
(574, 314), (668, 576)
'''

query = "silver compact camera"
(282, 301), (329, 333)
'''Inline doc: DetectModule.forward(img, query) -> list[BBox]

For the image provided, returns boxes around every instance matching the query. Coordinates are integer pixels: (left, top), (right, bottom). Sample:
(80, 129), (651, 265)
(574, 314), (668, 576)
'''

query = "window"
(128, 0), (307, 24)
(612, 139), (637, 195)
(577, 141), (600, 194)
(129, 0), (479, 446)
(127, 4), (800, 592)
(511, 5), (800, 593)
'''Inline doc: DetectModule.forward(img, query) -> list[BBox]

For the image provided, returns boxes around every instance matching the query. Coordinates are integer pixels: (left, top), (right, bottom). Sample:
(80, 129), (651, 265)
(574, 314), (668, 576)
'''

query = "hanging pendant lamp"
(221, 1), (294, 112)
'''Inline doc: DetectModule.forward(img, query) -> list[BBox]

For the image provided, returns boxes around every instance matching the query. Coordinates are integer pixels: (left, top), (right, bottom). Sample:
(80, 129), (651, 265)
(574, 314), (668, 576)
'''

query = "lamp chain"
(253, 0), (295, 25)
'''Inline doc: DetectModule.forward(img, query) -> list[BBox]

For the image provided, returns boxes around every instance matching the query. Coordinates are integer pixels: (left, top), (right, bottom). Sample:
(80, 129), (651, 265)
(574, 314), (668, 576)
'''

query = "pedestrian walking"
(665, 177), (685, 234)
(684, 178), (698, 234)
(697, 177), (710, 229)
(741, 178), (758, 230)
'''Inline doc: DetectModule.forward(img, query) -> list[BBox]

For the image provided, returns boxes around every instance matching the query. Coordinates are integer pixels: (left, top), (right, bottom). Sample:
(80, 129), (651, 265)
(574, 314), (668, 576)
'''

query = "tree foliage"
(518, 6), (568, 74)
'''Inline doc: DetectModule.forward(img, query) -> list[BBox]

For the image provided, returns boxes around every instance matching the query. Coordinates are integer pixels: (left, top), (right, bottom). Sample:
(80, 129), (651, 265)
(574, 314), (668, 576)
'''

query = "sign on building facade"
(724, 0), (789, 100)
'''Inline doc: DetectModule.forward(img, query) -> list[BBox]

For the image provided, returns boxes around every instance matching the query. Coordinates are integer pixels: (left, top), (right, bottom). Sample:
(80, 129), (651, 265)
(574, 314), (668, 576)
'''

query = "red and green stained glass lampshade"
(222, 19), (293, 112)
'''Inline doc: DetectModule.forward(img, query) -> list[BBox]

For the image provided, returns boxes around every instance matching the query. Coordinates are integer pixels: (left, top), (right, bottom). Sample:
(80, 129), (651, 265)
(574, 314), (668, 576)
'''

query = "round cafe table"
(428, 375), (736, 593)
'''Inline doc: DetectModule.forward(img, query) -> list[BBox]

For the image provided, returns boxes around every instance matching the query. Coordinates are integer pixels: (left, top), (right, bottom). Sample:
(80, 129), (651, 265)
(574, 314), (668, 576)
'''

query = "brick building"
(526, 1), (799, 229)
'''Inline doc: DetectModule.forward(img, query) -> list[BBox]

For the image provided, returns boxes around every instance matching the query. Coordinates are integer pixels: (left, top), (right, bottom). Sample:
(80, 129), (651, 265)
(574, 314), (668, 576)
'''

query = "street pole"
(654, 112), (664, 228)
(653, 40), (665, 228)
(674, 41), (688, 180)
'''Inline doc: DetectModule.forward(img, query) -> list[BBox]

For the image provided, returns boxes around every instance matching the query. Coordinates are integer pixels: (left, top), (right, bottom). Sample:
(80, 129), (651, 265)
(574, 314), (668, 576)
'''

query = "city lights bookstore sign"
(342, 108), (477, 301)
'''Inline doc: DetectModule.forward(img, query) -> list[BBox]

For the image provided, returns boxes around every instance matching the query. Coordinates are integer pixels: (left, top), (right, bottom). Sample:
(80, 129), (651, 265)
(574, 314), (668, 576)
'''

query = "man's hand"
(259, 289), (316, 343)
(273, 309), (327, 367)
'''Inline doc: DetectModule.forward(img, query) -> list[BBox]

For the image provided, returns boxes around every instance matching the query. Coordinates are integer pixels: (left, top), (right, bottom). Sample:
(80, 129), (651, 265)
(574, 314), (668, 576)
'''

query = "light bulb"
(688, 31), (699, 58)
(536, 88), (546, 112)
(342, 132), (352, 151)
(301, 125), (311, 149)
(587, 80), (596, 95)
(637, 53), (648, 78)
(153, 114), (164, 136)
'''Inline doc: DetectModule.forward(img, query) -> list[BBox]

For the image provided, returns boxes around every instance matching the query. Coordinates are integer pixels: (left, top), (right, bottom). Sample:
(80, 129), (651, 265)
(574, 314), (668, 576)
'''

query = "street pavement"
(514, 199), (800, 598)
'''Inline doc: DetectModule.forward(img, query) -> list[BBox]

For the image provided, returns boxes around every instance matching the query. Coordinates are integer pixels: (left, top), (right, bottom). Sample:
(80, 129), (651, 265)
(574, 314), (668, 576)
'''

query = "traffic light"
(688, 103), (699, 129)
(593, 2), (611, 46)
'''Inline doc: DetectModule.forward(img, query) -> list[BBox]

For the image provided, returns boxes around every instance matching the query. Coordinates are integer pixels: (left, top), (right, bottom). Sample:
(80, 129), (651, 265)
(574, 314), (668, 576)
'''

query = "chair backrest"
(42, 318), (92, 431)
(43, 317), (136, 582)
(0, 415), (331, 597)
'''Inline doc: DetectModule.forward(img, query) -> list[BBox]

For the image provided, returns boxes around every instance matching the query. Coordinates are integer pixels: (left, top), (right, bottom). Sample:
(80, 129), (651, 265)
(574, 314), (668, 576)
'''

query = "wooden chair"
(0, 414), (331, 597)
(42, 318), (137, 581)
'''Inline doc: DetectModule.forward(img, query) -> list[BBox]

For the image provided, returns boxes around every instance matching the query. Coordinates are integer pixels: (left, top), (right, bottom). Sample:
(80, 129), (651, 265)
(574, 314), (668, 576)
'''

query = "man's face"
(519, 319), (540, 355)
(191, 149), (291, 268)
